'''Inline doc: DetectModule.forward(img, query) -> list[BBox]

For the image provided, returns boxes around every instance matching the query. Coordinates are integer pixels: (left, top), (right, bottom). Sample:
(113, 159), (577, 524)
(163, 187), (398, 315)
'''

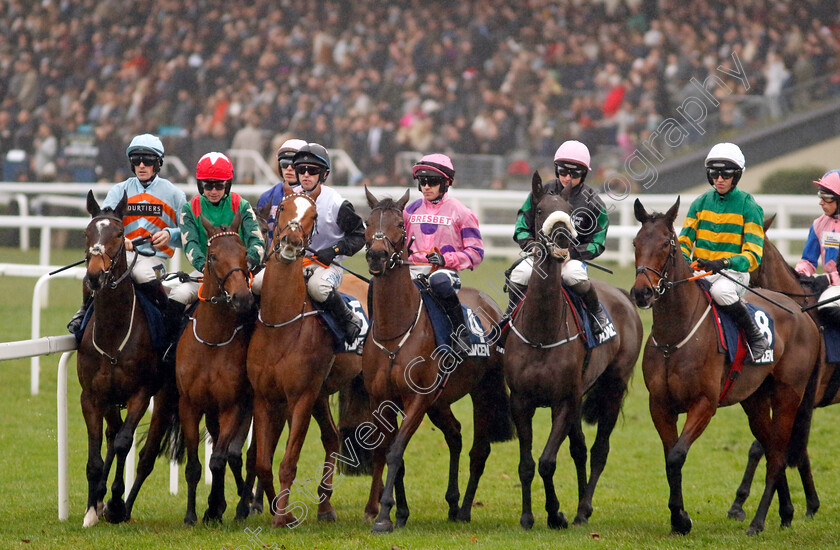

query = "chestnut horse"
(362, 188), (514, 533)
(77, 191), (180, 526)
(176, 214), (256, 524)
(727, 216), (832, 521)
(504, 173), (643, 529)
(247, 187), (363, 527)
(631, 198), (820, 535)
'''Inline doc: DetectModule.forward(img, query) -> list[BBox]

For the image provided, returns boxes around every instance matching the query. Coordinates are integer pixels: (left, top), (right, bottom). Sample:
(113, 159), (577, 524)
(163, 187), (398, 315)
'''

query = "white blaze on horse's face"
(292, 196), (314, 225)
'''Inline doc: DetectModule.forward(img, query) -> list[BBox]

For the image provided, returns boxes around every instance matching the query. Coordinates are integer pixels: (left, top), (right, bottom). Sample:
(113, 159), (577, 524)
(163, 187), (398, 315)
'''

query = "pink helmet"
(815, 170), (840, 196)
(553, 140), (591, 170)
(412, 153), (455, 180)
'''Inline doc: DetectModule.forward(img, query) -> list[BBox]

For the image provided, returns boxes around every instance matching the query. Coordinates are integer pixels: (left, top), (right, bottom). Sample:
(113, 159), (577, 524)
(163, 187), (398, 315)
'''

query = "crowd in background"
(0, 0), (838, 185)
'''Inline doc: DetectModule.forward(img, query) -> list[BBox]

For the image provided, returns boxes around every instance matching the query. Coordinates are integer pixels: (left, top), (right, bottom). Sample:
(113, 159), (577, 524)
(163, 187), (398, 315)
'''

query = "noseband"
(367, 204), (406, 271)
(635, 235), (678, 298)
(87, 215), (136, 289)
(200, 231), (253, 304)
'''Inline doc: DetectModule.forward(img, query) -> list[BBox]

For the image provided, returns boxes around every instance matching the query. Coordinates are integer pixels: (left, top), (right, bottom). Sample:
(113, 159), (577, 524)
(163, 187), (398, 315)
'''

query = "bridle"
(87, 215), (137, 289)
(366, 203), (406, 271)
(198, 231), (253, 304)
(264, 193), (317, 262)
(635, 234), (679, 299)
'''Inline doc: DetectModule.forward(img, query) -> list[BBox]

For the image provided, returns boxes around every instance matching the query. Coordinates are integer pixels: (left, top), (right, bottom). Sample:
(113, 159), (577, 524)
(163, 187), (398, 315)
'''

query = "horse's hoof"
(727, 506), (746, 522)
(547, 512), (568, 530)
(448, 508), (459, 522)
(184, 512), (197, 526)
(746, 522), (764, 536)
(235, 500), (251, 521)
(364, 512), (377, 522)
(395, 515), (409, 529)
(371, 519), (394, 534)
(250, 502), (264, 516)
(670, 511), (692, 535)
(272, 513), (298, 528)
(83, 507), (99, 528)
(318, 509), (337, 522)
(103, 499), (127, 524)
(520, 513), (534, 530)
(456, 509), (471, 523)
(806, 506), (819, 519)
(202, 510), (223, 524)
(572, 514), (588, 526)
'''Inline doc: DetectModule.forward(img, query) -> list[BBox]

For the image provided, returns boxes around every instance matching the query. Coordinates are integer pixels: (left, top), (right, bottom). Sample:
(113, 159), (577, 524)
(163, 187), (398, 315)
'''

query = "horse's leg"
(81, 393), (105, 527)
(101, 407), (127, 522)
(510, 392), (537, 530)
(539, 400), (576, 530)
(567, 414), (589, 524)
(124, 383), (179, 520)
(180, 394), (202, 525)
(653, 395), (715, 535)
(456, 390), (498, 523)
(797, 449), (820, 518)
(231, 409), (255, 520)
(253, 396), (284, 521)
(393, 459), (409, 528)
(309, 393), (340, 522)
(371, 396), (429, 533)
(727, 439), (764, 521)
(204, 411), (230, 523)
(364, 419), (391, 522)
(426, 405), (463, 522)
(272, 394), (317, 528)
(105, 390), (151, 523)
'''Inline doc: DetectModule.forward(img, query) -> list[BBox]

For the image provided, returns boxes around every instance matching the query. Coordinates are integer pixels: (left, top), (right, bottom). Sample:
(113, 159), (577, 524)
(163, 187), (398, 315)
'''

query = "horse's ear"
(559, 181), (573, 201)
(763, 214), (776, 232)
(86, 190), (101, 217)
(282, 181), (295, 196)
(114, 192), (128, 219)
(229, 211), (242, 234)
(531, 171), (544, 204)
(365, 185), (379, 209)
(664, 197), (680, 227)
(396, 189), (410, 211)
(633, 198), (648, 223)
(201, 215), (218, 238)
(308, 184), (322, 202)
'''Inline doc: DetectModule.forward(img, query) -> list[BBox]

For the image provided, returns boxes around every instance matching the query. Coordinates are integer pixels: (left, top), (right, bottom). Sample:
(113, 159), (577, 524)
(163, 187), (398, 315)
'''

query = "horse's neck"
(93, 272), (135, 341)
(195, 273), (239, 329)
(371, 266), (420, 340)
(652, 262), (707, 338)
(261, 258), (307, 317)
(520, 258), (569, 340)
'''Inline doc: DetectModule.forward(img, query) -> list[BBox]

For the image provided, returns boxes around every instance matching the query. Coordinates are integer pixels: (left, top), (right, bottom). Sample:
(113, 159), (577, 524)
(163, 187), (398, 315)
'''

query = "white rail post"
(15, 193), (29, 251)
(38, 225), (51, 306)
(57, 350), (73, 521)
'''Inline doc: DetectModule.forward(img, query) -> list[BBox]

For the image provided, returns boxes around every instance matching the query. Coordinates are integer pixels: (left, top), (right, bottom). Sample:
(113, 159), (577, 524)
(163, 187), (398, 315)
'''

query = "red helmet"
(196, 152), (234, 196)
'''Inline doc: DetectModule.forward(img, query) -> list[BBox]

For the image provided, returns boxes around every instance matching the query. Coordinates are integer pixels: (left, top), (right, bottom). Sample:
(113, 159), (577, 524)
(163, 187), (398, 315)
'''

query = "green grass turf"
(1, 248), (840, 549)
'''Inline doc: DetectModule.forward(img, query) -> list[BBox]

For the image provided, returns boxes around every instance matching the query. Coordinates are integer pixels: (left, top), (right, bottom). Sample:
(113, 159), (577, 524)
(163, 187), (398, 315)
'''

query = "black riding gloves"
(426, 252), (445, 266)
(314, 246), (339, 266)
(696, 257), (730, 273)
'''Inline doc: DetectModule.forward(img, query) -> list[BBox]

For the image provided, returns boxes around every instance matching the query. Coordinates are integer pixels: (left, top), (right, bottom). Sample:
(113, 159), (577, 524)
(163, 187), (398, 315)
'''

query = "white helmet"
(126, 133), (165, 159)
(705, 142), (745, 188)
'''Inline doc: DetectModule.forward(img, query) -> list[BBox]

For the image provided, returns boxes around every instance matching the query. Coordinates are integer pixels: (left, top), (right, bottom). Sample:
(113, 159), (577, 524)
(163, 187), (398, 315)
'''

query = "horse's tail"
(158, 387), (186, 463)
(786, 344), (822, 467)
(337, 373), (374, 476)
(475, 364), (516, 443)
(581, 369), (630, 426)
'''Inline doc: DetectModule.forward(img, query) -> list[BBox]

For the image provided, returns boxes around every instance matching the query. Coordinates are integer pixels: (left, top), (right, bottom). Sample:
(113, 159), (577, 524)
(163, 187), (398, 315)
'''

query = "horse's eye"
(208, 253), (217, 262)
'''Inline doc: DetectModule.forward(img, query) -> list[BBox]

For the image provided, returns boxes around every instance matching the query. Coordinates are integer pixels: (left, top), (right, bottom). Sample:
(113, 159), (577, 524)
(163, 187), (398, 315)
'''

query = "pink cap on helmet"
(196, 152), (234, 180)
(412, 153), (455, 179)
(553, 140), (591, 170)
(815, 170), (840, 196)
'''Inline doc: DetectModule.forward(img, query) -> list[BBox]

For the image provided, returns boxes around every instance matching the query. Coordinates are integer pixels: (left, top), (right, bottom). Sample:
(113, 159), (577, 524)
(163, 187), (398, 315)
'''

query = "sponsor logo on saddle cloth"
(719, 304), (775, 365)
(596, 318), (617, 344)
(463, 306), (491, 357)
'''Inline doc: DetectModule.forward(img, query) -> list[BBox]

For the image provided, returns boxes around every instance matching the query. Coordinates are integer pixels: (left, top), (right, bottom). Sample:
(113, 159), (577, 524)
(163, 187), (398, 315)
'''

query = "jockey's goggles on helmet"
(130, 154), (159, 167)
(201, 179), (227, 191)
(295, 164), (325, 176)
(707, 167), (737, 180)
(416, 175), (447, 188)
(818, 191), (837, 203)
(279, 159), (294, 169)
(554, 163), (586, 178)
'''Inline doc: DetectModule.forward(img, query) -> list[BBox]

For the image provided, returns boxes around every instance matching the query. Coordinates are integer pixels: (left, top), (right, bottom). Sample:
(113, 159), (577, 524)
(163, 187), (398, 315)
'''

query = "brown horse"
(631, 198), (821, 535)
(362, 187), (514, 533)
(77, 190), (180, 527)
(176, 214), (256, 524)
(247, 186), (363, 527)
(504, 173), (643, 529)
(727, 216), (832, 521)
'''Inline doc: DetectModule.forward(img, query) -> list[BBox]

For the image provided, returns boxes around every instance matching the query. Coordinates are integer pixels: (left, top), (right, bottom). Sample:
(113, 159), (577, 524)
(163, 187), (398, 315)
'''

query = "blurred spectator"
(31, 123), (58, 181)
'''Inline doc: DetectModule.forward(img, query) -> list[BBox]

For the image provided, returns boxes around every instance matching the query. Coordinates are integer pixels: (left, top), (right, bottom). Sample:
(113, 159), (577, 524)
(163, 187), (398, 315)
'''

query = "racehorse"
(631, 198), (821, 535)
(361, 187), (514, 533)
(727, 215), (832, 521)
(247, 184), (363, 527)
(176, 214), (256, 524)
(504, 173), (643, 529)
(77, 190), (180, 527)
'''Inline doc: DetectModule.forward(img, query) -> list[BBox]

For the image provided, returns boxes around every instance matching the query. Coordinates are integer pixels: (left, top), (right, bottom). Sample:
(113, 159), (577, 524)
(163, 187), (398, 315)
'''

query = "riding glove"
(696, 257), (730, 273)
(426, 252), (446, 267)
(314, 246), (339, 266)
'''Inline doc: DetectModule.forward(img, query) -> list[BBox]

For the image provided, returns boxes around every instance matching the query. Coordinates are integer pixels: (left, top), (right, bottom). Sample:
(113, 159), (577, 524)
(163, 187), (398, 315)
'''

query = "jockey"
(508, 140), (610, 336)
(795, 170), (840, 327)
(291, 142), (365, 344)
(67, 133), (186, 333)
(167, 152), (265, 356)
(404, 153), (483, 352)
(679, 142), (770, 364)
(252, 137), (307, 295)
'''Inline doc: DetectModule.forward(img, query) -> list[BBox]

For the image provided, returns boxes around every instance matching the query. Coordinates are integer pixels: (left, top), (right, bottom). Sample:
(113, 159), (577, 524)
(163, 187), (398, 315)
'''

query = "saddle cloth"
(314, 292), (369, 354)
(716, 302), (775, 365)
(416, 283), (491, 358)
(74, 287), (166, 352)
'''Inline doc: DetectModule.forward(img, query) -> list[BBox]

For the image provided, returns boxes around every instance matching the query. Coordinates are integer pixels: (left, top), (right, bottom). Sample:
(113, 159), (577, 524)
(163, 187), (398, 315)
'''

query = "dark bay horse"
(727, 215), (832, 521)
(362, 187), (514, 533)
(176, 214), (256, 524)
(247, 186), (364, 527)
(504, 173), (643, 529)
(77, 191), (180, 527)
(632, 198), (820, 535)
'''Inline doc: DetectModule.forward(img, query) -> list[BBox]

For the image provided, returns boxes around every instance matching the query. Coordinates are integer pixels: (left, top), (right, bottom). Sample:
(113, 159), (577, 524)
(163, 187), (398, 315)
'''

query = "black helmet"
(292, 143), (331, 182)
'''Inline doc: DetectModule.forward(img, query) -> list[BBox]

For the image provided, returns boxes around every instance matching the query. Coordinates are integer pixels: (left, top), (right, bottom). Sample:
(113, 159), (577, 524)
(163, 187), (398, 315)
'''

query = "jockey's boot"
(440, 293), (473, 353)
(818, 306), (840, 329)
(161, 299), (187, 365)
(504, 282), (528, 318)
(719, 300), (771, 364)
(322, 290), (361, 345)
(136, 279), (168, 311)
(571, 280), (609, 338)
(67, 288), (93, 333)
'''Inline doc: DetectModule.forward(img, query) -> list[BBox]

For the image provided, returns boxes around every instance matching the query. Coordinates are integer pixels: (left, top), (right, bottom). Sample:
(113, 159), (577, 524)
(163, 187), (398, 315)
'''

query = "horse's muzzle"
(366, 248), (388, 276)
(630, 285), (653, 309)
